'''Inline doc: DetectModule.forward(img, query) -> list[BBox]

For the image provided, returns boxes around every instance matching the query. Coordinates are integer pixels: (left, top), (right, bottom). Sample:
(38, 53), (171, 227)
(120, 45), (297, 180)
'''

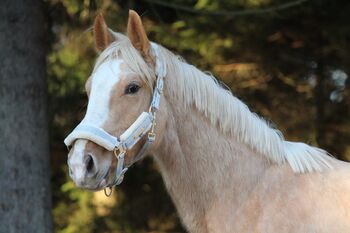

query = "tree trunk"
(0, 1), (52, 232)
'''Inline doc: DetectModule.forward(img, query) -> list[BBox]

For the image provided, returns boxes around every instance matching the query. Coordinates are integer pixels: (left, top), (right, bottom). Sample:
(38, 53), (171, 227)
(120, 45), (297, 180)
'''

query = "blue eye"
(125, 83), (140, 94)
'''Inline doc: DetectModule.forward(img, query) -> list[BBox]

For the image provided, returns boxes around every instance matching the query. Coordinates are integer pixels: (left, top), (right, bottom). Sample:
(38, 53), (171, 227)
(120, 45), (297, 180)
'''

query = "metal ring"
(114, 145), (125, 158)
(104, 187), (113, 197)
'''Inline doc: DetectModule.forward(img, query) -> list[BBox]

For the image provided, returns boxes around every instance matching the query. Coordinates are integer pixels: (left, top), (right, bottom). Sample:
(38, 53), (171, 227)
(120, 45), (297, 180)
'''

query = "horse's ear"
(93, 13), (114, 52)
(127, 10), (150, 59)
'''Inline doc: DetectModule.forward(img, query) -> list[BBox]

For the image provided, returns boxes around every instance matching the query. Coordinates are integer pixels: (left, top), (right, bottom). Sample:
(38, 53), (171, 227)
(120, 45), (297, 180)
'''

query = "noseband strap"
(64, 43), (166, 192)
(64, 124), (121, 151)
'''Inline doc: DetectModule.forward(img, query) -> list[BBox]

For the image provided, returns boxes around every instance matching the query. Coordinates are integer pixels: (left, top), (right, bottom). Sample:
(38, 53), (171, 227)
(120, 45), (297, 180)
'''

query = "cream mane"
(95, 34), (334, 173)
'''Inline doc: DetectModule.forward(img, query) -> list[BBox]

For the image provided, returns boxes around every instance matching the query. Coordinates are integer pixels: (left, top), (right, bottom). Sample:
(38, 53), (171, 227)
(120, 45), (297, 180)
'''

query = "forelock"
(93, 38), (155, 89)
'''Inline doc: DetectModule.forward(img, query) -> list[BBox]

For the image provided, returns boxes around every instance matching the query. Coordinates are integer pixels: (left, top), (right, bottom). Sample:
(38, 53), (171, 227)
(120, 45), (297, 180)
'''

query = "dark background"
(1, 0), (349, 232)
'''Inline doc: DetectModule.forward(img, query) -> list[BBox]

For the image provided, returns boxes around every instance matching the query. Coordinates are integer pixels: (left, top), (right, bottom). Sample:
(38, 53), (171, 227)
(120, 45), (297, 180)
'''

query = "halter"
(64, 43), (166, 195)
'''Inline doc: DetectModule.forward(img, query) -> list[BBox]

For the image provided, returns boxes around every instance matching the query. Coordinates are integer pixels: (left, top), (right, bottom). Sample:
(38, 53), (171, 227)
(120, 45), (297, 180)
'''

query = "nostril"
(85, 154), (94, 174)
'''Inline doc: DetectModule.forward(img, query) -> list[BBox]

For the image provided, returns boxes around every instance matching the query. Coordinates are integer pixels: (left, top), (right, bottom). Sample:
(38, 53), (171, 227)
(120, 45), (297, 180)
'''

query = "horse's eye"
(125, 83), (140, 94)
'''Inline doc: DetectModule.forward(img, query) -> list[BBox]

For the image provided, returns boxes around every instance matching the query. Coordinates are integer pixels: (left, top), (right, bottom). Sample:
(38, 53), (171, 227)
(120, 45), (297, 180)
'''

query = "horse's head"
(64, 11), (167, 191)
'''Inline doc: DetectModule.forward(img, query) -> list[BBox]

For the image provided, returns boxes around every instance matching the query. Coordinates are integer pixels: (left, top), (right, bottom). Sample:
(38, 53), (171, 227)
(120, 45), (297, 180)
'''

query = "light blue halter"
(64, 43), (166, 194)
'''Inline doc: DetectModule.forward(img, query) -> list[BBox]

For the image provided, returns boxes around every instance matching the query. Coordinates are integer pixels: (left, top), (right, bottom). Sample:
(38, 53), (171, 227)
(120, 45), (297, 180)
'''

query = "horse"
(64, 10), (350, 233)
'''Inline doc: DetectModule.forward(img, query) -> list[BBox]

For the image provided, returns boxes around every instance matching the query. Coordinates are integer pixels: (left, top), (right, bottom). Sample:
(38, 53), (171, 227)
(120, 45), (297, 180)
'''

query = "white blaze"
(68, 139), (88, 185)
(82, 59), (122, 127)
(68, 59), (122, 185)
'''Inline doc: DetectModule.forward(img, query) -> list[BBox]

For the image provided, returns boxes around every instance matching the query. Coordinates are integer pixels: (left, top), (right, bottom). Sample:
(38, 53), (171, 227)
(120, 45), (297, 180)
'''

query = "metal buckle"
(114, 145), (126, 158)
(148, 132), (156, 142)
(148, 115), (156, 142)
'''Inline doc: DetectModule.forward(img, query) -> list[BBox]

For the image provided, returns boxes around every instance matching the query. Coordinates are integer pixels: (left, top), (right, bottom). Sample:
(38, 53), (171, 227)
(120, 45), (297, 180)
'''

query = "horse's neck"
(152, 95), (270, 231)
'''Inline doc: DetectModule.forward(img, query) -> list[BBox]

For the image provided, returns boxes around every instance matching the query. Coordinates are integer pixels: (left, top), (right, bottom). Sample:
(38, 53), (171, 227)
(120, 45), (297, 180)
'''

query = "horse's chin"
(82, 178), (108, 191)
(74, 176), (109, 191)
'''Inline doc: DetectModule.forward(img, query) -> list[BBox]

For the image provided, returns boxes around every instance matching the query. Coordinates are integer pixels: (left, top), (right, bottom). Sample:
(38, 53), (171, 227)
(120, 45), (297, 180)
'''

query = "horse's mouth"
(79, 170), (110, 191)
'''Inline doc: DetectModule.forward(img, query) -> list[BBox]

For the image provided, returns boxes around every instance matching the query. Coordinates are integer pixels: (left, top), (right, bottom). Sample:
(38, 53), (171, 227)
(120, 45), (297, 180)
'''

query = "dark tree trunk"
(0, 1), (52, 232)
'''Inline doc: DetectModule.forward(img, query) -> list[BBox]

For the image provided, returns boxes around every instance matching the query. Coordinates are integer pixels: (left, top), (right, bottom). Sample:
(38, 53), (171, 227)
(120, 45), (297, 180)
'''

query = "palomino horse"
(64, 10), (350, 233)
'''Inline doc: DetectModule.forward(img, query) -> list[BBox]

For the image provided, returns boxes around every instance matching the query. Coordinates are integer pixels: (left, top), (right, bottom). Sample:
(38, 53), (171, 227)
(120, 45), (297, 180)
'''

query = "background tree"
(0, 1), (52, 232)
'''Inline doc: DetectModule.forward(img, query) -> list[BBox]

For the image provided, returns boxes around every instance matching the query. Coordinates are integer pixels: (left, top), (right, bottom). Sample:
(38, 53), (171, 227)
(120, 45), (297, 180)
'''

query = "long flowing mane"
(96, 33), (334, 173)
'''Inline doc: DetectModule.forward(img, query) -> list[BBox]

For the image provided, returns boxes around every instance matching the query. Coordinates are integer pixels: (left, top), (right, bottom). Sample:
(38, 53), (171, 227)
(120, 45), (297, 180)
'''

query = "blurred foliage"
(47, 0), (350, 232)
